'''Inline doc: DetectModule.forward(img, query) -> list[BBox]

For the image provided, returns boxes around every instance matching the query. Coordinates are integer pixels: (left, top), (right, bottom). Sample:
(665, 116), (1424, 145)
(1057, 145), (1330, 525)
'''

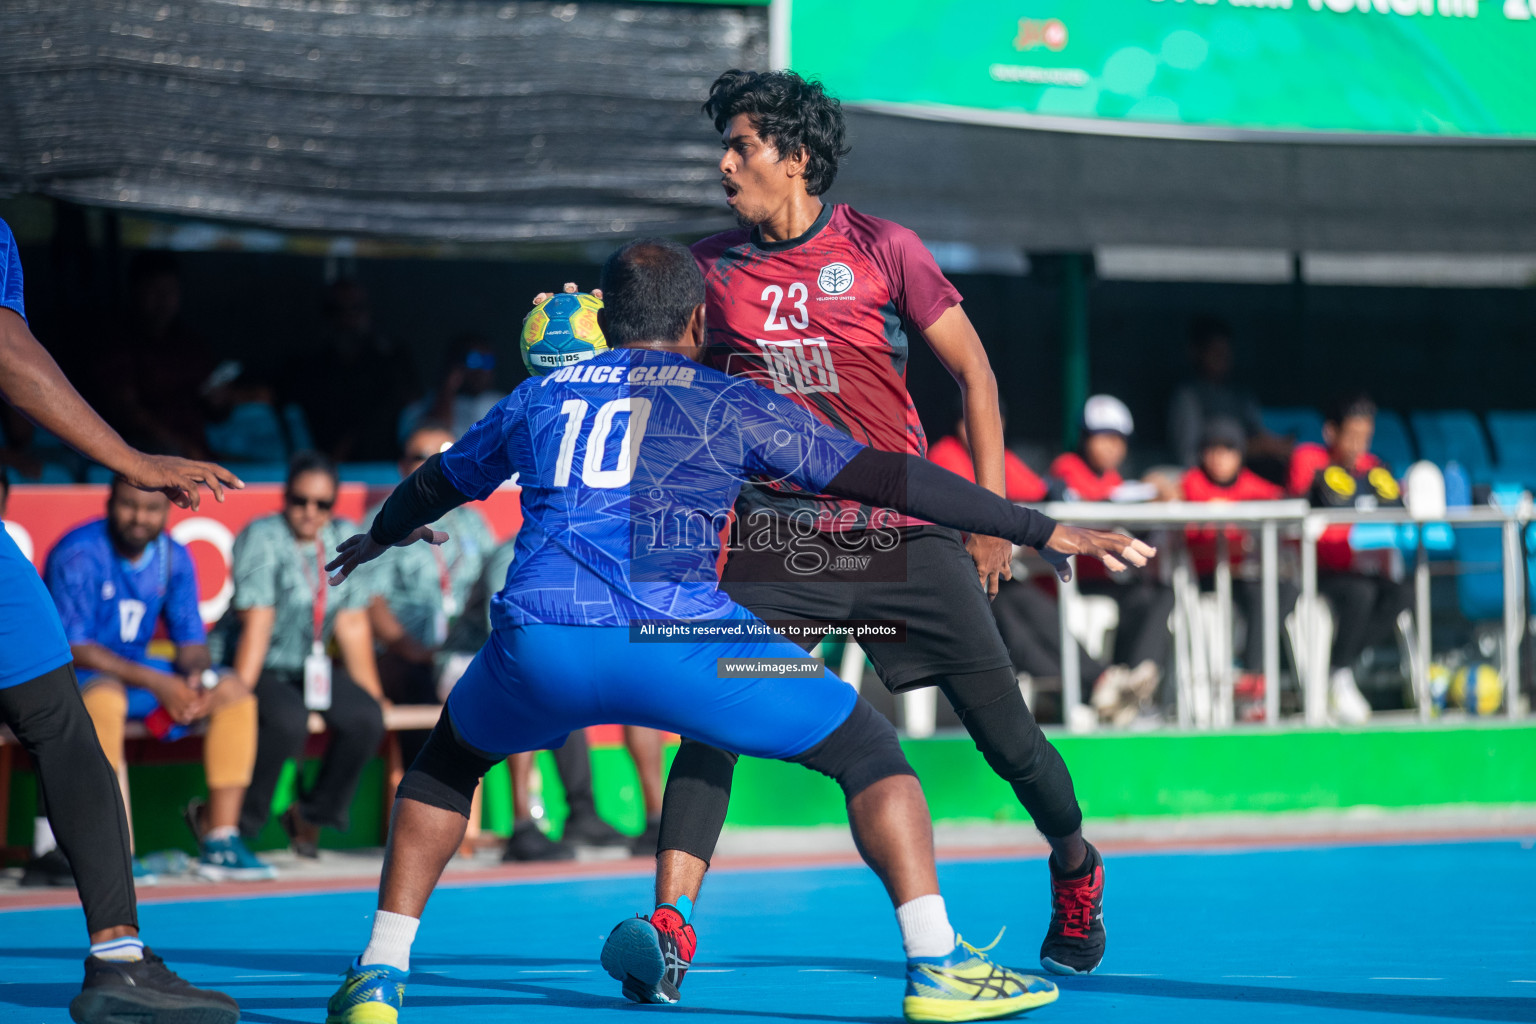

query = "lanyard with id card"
(431, 543), (457, 645)
(302, 539), (333, 711)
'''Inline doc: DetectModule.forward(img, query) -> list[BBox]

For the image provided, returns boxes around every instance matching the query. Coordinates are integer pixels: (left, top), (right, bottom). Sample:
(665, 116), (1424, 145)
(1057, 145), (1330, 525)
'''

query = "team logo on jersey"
(101, 582), (115, 600)
(817, 263), (855, 296)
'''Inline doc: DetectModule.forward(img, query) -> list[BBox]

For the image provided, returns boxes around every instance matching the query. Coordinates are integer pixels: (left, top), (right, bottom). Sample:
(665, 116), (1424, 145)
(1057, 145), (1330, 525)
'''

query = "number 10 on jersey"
(554, 397), (653, 488)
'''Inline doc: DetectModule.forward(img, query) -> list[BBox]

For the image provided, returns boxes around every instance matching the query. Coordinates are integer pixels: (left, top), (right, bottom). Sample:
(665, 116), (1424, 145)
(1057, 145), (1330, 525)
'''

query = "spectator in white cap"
(1048, 395), (1173, 724)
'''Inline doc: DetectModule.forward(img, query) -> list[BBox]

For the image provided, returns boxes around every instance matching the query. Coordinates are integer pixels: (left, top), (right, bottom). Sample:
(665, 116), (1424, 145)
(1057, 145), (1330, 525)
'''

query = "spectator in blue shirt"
(45, 478), (274, 881)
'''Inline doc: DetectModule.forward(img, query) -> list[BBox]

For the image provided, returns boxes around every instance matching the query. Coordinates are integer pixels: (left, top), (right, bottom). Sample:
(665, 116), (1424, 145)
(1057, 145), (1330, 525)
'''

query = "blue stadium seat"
(1261, 407), (1324, 446)
(1371, 409), (1415, 475)
(33, 462), (78, 484)
(1410, 410), (1493, 483)
(207, 402), (290, 462)
(223, 461), (289, 484)
(339, 462), (400, 487)
(84, 464), (114, 485)
(282, 404), (316, 454)
(1486, 410), (1536, 487)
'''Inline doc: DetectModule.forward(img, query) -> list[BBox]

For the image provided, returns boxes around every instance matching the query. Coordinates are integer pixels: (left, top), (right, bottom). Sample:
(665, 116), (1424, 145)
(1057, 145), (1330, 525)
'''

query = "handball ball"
(521, 292), (606, 376)
(1450, 661), (1502, 716)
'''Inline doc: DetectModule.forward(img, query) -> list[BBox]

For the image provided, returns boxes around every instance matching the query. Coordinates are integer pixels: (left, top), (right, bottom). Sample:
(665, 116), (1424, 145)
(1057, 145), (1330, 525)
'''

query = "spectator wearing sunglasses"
(224, 450), (386, 856)
(358, 423), (495, 766)
(399, 333), (507, 443)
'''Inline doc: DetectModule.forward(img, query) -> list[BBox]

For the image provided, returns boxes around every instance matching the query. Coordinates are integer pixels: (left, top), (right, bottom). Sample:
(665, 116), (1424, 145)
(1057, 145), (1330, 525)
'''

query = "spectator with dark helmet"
(1288, 393), (1411, 724)
(1181, 417), (1299, 715)
(1049, 395), (1172, 720)
(43, 477), (275, 881)
(225, 451), (387, 855)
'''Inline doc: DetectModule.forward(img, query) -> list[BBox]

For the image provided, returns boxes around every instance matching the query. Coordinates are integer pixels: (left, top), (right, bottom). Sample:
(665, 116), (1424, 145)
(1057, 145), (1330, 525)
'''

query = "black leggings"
(1320, 572), (1413, 670)
(658, 663), (1083, 865)
(239, 665), (386, 837)
(0, 663), (136, 935)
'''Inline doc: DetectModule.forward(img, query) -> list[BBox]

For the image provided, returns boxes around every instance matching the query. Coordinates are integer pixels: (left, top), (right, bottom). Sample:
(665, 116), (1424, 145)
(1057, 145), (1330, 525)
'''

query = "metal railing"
(1029, 500), (1532, 732)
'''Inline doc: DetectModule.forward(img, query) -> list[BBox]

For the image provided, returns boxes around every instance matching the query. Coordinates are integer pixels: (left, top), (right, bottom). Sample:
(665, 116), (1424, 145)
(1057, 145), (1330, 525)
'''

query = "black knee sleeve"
(940, 667), (1083, 838)
(656, 738), (740, 865)
(395, 709), (502, 818)
(788, 698), (915, 800)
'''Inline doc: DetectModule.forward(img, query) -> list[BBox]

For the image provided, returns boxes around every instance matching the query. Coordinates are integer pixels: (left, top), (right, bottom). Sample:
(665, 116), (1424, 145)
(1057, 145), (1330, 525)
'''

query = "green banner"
(788, 0), (1536, 139)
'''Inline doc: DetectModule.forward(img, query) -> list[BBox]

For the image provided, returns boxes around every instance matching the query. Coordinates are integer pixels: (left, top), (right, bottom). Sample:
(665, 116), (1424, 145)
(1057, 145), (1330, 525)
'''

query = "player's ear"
(782, 143), (808, 182)
(686, 304), (706, 357)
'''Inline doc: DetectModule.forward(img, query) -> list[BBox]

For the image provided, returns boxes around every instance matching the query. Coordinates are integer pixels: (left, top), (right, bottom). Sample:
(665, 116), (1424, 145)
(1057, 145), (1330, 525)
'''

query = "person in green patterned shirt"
(229, 451), (386, 856)
(361, 423), (495, 767)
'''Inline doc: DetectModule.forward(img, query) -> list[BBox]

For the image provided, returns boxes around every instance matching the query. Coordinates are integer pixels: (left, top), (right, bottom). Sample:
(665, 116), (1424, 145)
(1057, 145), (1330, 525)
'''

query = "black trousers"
(239, 665), (386, 838)
(990, 578), (1105, 692)
(1319, 572), (1413, 671)
(0, 663), (137, 935)
(1079, 578), (1175, 671)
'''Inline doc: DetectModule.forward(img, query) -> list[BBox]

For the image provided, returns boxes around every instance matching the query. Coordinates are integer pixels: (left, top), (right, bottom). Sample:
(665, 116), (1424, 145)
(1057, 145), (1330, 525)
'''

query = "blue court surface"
(2, 839), (1533, 1023)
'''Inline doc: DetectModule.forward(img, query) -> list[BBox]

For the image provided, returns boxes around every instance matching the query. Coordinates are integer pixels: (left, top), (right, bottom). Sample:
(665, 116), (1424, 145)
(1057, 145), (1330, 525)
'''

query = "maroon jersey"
(692, 203), (961, 530)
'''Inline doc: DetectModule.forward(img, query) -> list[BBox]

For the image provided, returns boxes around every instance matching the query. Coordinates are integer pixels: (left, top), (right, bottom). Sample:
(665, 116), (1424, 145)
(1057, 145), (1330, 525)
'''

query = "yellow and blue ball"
(520, 292), (607, 376)
(1450, 661), (1502, 716)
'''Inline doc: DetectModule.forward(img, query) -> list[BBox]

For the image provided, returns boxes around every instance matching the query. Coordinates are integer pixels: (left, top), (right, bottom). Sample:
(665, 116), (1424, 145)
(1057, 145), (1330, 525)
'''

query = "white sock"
(33, 817), (56, 857)
(205, 826), (239, 843)
(895, 895), (956, 959)
(90, 937), (144, 962)
(360, 910), (420, 972)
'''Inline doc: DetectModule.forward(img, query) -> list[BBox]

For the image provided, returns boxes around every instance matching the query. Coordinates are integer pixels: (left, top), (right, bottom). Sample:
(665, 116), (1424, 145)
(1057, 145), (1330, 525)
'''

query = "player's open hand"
(326, 527), (449, 585)
(532, 282), (603, 305)
(126, 454), (244, 510)
(1039, 525), (1156, 582)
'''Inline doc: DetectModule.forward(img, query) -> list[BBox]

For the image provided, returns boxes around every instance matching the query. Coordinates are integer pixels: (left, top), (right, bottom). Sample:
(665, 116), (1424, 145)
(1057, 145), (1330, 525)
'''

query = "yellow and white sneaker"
(903, 934), (1059, 1022)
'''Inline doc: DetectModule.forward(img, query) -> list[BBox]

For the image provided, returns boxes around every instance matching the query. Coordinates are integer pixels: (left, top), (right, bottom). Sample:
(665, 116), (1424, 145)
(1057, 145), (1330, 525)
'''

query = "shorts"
(0, 531), (72, 690)
(446, 605), (857, 759)
(78, 657), (175, 720)
(721, 524), (1011, 692)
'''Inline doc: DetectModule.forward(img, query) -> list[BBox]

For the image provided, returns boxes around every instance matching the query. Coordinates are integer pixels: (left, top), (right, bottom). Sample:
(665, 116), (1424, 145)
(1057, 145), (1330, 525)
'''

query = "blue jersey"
(0, 218), (23, 322)
(45, 520), (206, 662)
(440, 347), (864, 628)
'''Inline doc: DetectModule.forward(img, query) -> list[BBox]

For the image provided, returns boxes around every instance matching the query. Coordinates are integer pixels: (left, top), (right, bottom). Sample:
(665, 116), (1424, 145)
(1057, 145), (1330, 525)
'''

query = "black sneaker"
(1039, 842), (1106, 975)
(600, 899), (696, 1004)
(501, 821), (574, 862)
(20, 848), (74, 887)
(69, 948), (239, 1024)
(629, 815), (662, 857)
(280, 806), (320, 859)
(562, 811), (630, 848)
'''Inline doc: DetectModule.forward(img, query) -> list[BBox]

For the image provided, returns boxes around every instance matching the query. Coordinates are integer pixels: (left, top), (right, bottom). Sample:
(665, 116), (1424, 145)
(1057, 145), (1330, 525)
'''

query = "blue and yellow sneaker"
(326, 959), (406, 1024)
(903, 934), (1059, 1022)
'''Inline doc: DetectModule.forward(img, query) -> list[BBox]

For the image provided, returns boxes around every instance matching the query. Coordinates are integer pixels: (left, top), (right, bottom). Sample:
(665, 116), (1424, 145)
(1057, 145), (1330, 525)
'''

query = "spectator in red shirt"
(927, 407), (1047, 503)
(1048, 396), (1172, 721)
(1286, 394), (1412, 724)
(1181, 418), (1298, 706)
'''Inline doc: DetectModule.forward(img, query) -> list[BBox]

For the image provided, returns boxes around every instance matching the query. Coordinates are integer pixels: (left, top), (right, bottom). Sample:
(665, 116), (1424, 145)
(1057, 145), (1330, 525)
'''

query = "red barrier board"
(2, 483), (524, 626)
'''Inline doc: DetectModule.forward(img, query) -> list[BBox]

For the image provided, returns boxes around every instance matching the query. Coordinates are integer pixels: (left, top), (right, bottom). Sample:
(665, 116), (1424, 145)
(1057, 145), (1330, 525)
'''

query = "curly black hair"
(704, 69), (851, 197)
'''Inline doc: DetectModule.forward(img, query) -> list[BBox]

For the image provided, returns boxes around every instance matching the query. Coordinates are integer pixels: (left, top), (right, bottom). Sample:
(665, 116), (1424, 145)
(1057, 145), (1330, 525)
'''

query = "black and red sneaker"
(1039, 842), (1106, 975)
(600, 898), (697, 1004)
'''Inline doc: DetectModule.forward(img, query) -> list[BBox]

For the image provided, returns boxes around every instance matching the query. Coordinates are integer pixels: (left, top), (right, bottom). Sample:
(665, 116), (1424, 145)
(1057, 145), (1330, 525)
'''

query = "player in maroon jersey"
(591, 70), (1130, 1003)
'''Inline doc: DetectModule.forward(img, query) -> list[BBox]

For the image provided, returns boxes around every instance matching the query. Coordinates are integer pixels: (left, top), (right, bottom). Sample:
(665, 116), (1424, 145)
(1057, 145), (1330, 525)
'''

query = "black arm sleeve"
(368, 453), (474, 547)
(825, 449), (1059, 550)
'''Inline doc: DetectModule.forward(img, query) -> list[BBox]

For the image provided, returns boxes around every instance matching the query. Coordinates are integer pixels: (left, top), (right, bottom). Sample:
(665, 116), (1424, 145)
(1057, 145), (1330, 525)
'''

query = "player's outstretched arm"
(822, 448), (1154, 582)
(0, 308), (241, 508)
(326, 452), (465, 584)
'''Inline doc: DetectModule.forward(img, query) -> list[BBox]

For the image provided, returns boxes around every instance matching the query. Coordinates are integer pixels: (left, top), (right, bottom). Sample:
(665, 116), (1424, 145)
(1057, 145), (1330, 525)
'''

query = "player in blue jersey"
(0, 217), (241, 1023)
(320, 239), (1151, 1024)
(45, 477), (275, 882)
